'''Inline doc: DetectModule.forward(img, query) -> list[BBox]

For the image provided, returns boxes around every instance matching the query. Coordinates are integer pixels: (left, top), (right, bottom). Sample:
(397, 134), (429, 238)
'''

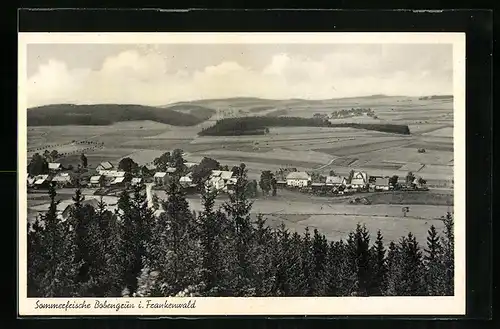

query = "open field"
(25, 95), (455, 243)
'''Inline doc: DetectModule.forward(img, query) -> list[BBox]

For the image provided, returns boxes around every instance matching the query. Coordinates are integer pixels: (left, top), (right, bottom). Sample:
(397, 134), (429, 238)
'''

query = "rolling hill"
(27, 104), (216, 126)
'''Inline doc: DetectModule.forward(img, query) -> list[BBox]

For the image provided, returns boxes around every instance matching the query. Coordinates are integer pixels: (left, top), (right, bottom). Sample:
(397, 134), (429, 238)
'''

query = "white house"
(353, 171), (368, 183)
(154, 172), (169, 186)
(285, 172), (311, 188)
(51, 172), (73, 187)
(166, 167), (177, 174)
(111, 176), (126, 186)
(99, 170), (126, 178)
(371, 177), (391, 191)
(89, 175), (104, 187)
(350, 178), (367, 189)
(206, 170), (235, 191)
(325, 176), (347, 186)
(33, 174), (50, 188)
(48, 163), (62, 171)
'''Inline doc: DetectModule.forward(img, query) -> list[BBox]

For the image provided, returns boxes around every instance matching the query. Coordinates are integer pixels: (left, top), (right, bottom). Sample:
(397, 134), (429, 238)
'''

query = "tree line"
(198, 116), (411, 136)
(28, 164), (453, 297)
(27, 104), (215, 127)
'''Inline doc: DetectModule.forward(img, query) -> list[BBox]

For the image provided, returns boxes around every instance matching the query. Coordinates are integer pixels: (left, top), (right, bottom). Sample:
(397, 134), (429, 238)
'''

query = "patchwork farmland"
(26, 95), (454, 244)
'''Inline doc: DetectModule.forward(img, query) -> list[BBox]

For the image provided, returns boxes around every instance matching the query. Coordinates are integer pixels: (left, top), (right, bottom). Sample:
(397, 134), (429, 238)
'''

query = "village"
(27, 148), (431, 222)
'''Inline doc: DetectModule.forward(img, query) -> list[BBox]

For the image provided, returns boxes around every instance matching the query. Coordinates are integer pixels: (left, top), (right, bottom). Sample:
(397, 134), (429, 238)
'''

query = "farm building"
(111, 176), (127, 187)
(131, 177), (143, 186)
(33, 175), (51, 189)
(51, 172), (73, 187)
(353, 171), (368, 183)
(326, 176), (347, 186)
(48, 163), (62, 172)
(371, 177), (391, 191)
(285, 172), (311, 188)
(154, 172), (169, 186)
(350, 178), (367, 189)
(206, 170), (235, 191)
(96, 161), (114, 172)
(99, 170), (126, 178)
(89, 175), (104, 187)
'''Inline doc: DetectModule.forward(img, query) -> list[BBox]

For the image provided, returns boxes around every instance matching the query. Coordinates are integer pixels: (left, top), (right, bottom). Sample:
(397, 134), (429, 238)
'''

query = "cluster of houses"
(278, 170), (425, 194)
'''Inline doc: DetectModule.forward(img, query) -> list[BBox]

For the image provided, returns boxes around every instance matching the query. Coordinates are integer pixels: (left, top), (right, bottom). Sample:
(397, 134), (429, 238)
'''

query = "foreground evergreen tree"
(346, 224), (372, 296)
(385, 241), (402, 296)
(117, 185), (154, 296)
(223, 163), (255, 296)
(252, 214), (276, 296)
(27, 183), (79, 297)
(198, 189), (226, 295)
(91, 197), (124, 296)
(397, 233), (427, 296)
(424, 225), (446, 295)
(441, 212), (454, 295)
(369, 230), (388, 296)
(311, 228), (329, 295)
(147, 181), (201, 296)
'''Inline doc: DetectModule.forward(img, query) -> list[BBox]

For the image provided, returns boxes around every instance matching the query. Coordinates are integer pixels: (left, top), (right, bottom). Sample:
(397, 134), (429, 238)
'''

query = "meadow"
(25, 95), (454, 244)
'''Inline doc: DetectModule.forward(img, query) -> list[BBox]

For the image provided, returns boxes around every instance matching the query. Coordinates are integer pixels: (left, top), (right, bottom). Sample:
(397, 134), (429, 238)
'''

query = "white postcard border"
(18, 32), (466, 316)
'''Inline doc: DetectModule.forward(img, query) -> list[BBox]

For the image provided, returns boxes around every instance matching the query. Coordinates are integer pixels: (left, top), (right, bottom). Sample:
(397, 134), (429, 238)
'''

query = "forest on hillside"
(198, 116), (411, 136)
(27, 104), (216, 126)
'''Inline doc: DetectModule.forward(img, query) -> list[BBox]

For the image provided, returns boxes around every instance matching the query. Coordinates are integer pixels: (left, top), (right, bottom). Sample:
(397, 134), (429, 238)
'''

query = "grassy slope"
(27, 104), (216, 126)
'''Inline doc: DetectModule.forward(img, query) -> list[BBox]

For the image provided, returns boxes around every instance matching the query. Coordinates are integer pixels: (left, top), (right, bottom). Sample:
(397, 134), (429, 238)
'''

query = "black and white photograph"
(18, 33), (465, 316)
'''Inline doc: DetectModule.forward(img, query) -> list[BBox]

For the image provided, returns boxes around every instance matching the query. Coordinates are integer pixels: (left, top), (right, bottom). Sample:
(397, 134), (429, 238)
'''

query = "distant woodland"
(27, 104), (216, 126)
(199, 116), (411, 136)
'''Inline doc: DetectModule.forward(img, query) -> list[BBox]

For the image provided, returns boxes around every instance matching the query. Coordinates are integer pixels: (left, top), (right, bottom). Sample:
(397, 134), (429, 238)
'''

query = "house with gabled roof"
(89, 175), (104, 187)
(33, 174), (51, 188)
(285, 172), (311, 188)
(51, 172), (73, 187)
(96, 161), (114, 173)
(350, 178), (367, 189)
(154, 172), (169, 186)
(325, 176), (347, 186)
(48, 163), (62, 171)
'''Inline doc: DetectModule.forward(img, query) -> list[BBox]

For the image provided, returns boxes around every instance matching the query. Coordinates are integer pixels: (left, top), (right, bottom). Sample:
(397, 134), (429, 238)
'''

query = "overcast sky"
(26, 43), (453, 107)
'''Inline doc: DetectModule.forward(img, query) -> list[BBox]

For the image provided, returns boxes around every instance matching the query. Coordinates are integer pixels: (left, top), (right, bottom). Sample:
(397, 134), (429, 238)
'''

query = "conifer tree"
(311, 228), (329, 295)
(346, 224), (372, 296)
(424, 225), (445, 295)
(29, 183), (79, 297)
(27, 216), (44, 296)
(397, 233), (426, 296)
(92, 197), (123, 296)
(117, 188), (144, 296)
(301, 227), (315, 296)
(252, 214), (275, 296)
(441, 212), (454, 295)
(324, 240), (344, 296)
(223, 163), (255, 296)
(198, 188), (225, 295)
(148, 180), (200, 296)
(270, 222), (292, 296)
(385, 241), (401, 296)
(369, 230), (388, 296)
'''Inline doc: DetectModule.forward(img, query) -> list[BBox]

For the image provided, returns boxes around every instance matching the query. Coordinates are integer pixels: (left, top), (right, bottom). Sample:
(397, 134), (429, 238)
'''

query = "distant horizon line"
(28, 93), (453, 109)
